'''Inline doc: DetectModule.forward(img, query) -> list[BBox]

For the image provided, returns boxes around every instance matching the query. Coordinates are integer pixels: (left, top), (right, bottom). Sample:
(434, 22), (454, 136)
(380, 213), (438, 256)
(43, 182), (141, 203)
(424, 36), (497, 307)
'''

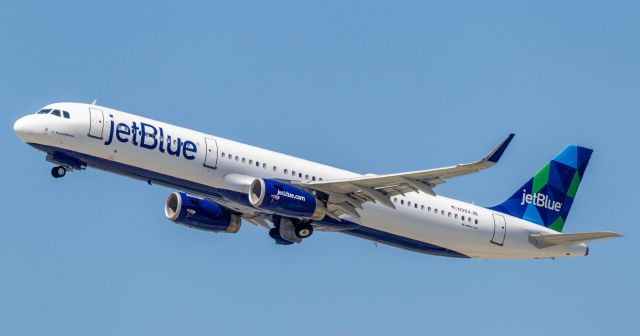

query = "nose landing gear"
(46, 153), (86, 179)
(51, 166), (67, 178)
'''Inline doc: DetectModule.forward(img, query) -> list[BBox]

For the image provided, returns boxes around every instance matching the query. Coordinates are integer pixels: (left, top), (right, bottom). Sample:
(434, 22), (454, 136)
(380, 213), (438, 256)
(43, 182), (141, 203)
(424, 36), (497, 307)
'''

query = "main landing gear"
(295, 222), (313, 239)
(269, 216), (314, 245)
(51, 166), (67, 178)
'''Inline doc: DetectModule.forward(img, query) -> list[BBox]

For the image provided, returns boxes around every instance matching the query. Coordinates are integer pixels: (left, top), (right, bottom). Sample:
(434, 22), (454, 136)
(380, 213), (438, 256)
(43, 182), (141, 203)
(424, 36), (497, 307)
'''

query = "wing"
(295, 134), (515, 219)
(529, 231), (623, 248)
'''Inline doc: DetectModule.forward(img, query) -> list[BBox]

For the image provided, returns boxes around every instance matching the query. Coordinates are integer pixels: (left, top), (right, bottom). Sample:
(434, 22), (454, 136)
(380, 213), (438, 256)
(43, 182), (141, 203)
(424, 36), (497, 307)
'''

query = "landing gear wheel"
(295, 223), (313, 239)
(269, 228), (280, 240)
(269, 228), (294, 245)
(51, 166), (66, 178)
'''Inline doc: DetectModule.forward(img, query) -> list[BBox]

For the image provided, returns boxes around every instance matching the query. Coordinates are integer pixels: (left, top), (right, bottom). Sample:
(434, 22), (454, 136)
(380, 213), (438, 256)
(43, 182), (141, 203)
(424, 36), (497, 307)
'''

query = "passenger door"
(203, 137), (219, 169)
(88, 108), (105, 139)
(491, 214), (506, 245)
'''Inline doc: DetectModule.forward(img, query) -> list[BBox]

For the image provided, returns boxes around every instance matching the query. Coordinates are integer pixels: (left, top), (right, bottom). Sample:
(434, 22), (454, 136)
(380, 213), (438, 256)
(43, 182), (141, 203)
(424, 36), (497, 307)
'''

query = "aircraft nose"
(14, 116), (34, 142)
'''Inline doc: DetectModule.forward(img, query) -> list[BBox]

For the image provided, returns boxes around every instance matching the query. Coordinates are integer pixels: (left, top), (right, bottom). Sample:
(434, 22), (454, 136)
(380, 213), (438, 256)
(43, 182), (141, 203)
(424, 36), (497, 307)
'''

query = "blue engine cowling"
(165, 192), (241, 233)
(248, 178), (326, 220)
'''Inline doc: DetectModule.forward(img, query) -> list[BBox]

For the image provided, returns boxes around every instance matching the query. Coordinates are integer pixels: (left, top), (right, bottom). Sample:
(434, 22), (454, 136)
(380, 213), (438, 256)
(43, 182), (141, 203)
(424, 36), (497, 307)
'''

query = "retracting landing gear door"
(88, 108), (105, 139)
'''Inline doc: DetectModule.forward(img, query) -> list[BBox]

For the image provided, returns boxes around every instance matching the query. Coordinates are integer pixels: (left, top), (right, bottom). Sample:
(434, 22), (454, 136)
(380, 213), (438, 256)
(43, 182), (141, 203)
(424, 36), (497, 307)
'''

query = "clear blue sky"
(1, 1), (637, 335)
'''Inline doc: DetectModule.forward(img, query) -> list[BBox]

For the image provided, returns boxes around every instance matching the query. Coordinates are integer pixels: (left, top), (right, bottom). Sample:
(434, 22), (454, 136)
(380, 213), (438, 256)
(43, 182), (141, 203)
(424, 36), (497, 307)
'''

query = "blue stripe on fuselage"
(29, 143), (468, 258)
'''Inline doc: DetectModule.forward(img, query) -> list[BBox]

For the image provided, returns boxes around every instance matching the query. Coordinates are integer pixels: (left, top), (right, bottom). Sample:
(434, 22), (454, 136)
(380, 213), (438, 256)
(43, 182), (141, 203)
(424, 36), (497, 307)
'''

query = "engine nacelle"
(248, 178), (326, 220)
(165, 192), (241, 233)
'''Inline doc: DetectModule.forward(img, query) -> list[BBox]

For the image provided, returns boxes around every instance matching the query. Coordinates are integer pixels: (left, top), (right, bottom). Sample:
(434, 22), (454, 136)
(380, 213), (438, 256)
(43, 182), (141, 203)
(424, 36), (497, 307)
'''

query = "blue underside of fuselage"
(30, 143), (469, 258)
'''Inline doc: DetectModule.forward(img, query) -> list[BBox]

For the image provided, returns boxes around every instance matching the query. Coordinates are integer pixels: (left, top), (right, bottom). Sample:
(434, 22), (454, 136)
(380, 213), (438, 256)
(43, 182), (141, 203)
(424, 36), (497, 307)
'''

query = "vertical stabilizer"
(489, 145), (593, 232)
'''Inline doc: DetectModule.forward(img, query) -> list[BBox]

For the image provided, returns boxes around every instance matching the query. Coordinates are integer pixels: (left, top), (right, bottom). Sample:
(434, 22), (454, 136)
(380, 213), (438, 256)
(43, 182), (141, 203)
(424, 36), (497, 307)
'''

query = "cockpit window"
(40, 109), (72, 119)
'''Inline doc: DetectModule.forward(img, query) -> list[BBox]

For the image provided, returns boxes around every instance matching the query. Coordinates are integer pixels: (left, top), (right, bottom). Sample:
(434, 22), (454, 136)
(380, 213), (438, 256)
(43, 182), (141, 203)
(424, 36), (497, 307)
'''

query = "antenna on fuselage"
(91, 99), (98, 105)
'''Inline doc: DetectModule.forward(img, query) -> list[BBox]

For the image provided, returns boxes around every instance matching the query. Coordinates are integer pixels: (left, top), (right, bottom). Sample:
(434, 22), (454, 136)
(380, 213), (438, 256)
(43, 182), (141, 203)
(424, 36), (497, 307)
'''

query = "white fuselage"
(13, 103), (588, 259)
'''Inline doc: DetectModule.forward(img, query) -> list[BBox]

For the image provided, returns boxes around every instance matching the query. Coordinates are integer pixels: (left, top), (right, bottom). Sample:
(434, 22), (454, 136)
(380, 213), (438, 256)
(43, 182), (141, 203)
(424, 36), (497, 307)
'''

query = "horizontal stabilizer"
(529, 231), (622, 248)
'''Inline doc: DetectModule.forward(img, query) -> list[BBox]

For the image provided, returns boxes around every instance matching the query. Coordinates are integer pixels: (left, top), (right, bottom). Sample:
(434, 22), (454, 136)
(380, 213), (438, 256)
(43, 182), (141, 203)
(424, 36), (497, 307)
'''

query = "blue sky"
(1, 1), (638, 335)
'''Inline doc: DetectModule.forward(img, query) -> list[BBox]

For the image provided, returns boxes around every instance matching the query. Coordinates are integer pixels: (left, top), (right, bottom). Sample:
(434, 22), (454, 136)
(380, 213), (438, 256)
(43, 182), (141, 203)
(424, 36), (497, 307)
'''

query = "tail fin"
(490, 145), (593, 232)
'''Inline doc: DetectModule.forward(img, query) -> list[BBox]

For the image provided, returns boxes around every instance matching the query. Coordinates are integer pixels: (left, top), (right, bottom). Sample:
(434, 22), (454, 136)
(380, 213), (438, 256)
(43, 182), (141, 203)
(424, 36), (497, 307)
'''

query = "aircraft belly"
(357, 202), (481, 254)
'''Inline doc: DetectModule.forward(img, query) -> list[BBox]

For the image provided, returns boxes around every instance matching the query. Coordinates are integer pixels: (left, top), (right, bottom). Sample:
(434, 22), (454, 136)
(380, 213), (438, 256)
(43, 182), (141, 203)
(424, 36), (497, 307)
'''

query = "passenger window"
(401, 200), (405, 205)
(455, 214), (458, 219)
(242, 158), (246, 163)
(441, 210), (445, 216)
(393, 198), (397, 203)
(475, 219), (478, 224)
(421, 205), (424, 210)
(461, 216), (465, 221)
(235, 156), (239, 161)
(408, 201), (412, 207)
(319, 178), (323, 181)
(428, 207), (431, 212)
(221, 153), (225, 158)
(273, 166), (277, 171)
(37, 109), (51, 114)
(228, 155), (232, 160)
(284, 169), (289, 174)
(312, 176), (316, 181)
(256, 161), (259, 167)
(63, 111), (70, 119)
(263, 163), (267, 169)
(448, 212), (452, 217)
(51, 109), (61, 117)
(292, 171), (296, 176)
(468, 217), (472, 222)
(414, 203), (418, 209)
(305, 174), (309, 180)
(434, 208), (438, 213)
(299, 173), (302, 178)
(249, 160), (253, 165)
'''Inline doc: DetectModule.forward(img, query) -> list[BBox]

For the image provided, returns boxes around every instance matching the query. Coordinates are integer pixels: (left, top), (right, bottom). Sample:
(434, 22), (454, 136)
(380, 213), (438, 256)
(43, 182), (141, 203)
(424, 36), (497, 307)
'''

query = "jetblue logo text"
(275, 190), (306, 202)
(520, 189), (562, 212)
(104, 118), (197, 160)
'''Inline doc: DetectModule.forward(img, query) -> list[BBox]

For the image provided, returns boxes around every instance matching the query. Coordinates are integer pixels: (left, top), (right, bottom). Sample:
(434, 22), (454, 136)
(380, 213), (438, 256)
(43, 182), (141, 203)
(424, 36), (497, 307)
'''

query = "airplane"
(13, 103), (622, 259)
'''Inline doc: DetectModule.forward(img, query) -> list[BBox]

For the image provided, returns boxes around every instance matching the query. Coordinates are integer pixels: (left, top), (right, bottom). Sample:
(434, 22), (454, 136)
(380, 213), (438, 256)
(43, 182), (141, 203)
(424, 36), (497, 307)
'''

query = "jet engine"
(248, 178), (326, 220)
(165, 192), (241, 233)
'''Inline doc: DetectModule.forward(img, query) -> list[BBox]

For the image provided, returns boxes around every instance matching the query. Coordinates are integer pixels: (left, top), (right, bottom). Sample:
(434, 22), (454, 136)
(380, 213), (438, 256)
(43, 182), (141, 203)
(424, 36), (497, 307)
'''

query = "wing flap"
(243, 216), (272, 229)
(296, 134), (515, 213)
